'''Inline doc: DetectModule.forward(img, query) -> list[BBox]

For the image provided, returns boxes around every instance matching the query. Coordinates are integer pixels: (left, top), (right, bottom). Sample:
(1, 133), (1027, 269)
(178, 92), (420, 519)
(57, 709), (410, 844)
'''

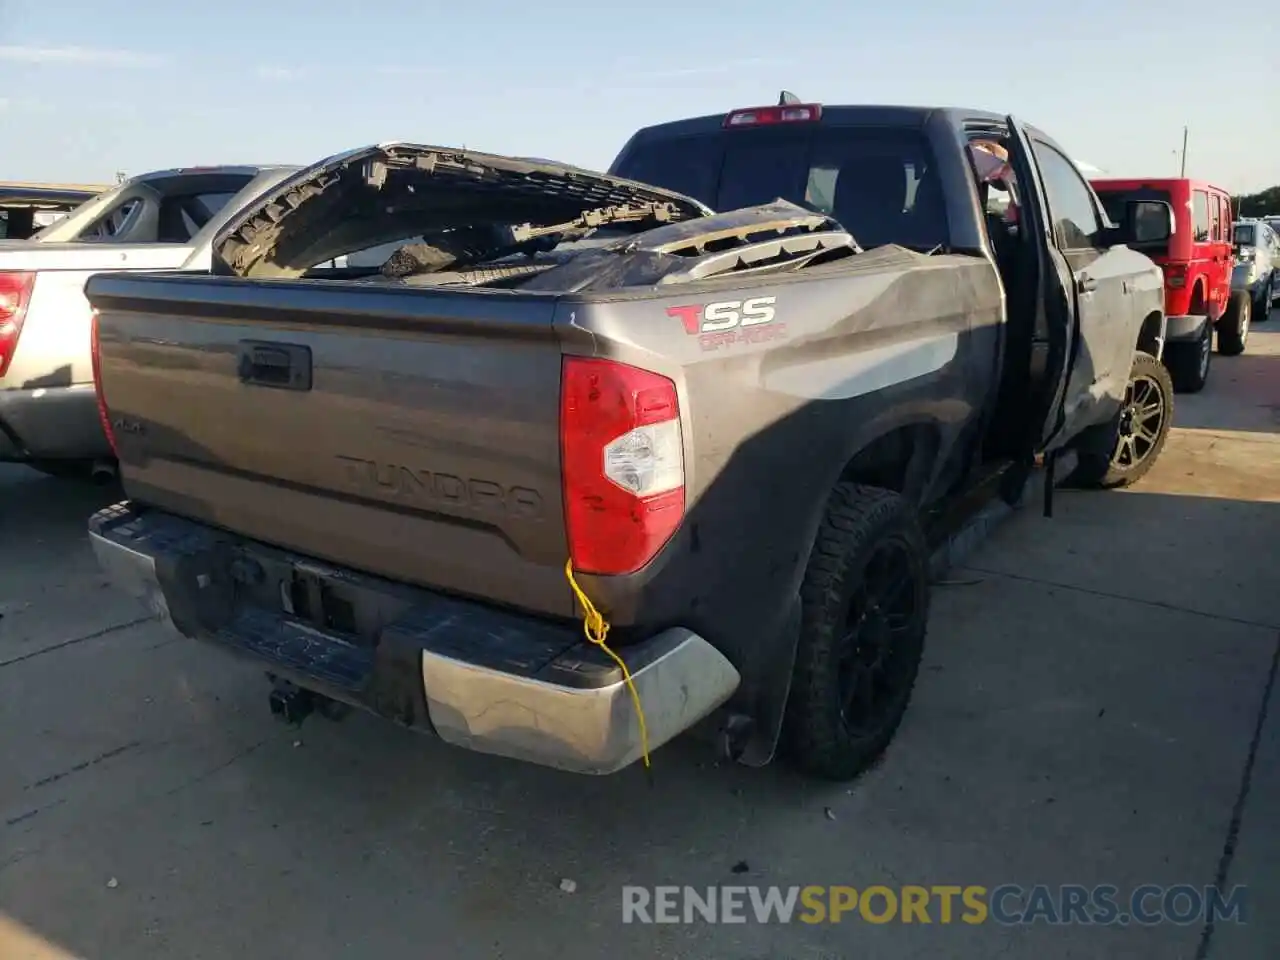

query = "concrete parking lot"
(2, 332), (1277, 960)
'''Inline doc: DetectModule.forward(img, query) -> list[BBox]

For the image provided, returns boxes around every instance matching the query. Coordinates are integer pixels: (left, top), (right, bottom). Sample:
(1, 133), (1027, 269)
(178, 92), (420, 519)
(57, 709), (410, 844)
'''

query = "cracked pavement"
(2, 331), (1278, 959)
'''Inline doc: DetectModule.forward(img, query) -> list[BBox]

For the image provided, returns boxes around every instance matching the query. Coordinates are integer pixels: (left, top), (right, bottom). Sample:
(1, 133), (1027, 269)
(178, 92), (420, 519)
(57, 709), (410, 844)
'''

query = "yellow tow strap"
(563, 558), (651, 772)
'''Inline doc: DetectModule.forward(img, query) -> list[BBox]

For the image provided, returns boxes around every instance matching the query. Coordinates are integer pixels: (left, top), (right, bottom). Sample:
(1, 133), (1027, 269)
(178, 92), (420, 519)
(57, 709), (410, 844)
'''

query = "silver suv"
(1232, 219), (1279, 321)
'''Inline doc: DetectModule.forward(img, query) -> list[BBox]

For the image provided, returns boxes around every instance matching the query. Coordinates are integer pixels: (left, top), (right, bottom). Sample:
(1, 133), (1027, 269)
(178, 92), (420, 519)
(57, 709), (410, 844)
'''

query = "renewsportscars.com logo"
(621, 884), (1250, 926)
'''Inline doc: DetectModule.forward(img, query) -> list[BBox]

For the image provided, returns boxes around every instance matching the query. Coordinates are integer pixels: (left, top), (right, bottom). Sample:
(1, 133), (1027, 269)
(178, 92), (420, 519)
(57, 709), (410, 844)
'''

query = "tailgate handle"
(237, 340), (312, 391)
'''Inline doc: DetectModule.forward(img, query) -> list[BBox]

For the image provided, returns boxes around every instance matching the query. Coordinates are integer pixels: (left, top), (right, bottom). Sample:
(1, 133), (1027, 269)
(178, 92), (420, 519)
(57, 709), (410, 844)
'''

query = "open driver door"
(996, 116), (1079, 513)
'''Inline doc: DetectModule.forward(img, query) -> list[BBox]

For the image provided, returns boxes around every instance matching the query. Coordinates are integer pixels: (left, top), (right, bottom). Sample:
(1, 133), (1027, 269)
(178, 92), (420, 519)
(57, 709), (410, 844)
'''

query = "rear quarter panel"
(1192, 246), (1232, 320)
(566, 248), (1002, 686)
(0, 246), (195, 388)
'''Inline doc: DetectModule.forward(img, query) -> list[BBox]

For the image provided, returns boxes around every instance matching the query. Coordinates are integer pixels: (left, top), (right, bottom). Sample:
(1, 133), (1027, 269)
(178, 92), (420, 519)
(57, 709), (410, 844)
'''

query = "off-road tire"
(1217, 291), (1251, 356)
(1069, 352), (1173, 489)
(782, 483), (929, 782)
(1165, 323), (1212, 394)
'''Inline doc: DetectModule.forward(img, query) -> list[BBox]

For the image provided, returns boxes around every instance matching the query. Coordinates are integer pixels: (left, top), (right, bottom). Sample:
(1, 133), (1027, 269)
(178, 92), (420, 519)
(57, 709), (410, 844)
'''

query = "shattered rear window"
(614, 125), (948, 251)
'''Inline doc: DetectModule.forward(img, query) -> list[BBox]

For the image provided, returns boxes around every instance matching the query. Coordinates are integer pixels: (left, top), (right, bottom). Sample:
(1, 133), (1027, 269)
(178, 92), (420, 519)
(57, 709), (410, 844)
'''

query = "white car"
(0, 165), (299, 479)
(1231, 219), (1279, 322)
(0, 182), (107, 240)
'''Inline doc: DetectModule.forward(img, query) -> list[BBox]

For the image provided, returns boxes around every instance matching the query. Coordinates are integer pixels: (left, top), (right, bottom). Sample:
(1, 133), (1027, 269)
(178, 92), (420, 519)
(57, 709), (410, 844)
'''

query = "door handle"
(237, 340), (313, 391)
(1077, 276), (1098, 293)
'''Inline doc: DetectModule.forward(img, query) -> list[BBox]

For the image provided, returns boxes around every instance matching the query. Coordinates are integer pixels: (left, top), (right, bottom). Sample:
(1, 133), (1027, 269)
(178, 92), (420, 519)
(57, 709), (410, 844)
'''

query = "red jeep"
(1091, 177), (1242, 393)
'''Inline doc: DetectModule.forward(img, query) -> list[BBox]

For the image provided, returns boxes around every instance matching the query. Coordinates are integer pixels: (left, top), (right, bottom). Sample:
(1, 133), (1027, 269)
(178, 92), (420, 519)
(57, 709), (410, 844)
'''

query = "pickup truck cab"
(85, 106), (1174, 782)
(1091, 177), (1238, 391)
(0, 165), (299, 478)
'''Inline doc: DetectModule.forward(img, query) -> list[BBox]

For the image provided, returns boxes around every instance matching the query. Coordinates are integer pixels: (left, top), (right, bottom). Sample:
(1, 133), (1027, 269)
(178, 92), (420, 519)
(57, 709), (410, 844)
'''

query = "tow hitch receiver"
(267, 676), (351, 726)
(268, 680), (314, 725)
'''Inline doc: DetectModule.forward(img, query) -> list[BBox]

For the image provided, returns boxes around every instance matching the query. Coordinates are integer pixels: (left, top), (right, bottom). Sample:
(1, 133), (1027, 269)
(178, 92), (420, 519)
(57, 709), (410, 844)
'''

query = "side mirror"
(1121, 199), (1173, 248)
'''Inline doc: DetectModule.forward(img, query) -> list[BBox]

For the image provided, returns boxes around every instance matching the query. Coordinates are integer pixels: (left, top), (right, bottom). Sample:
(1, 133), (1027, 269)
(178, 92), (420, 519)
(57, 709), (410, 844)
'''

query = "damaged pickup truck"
(86, 106), (1174, 781)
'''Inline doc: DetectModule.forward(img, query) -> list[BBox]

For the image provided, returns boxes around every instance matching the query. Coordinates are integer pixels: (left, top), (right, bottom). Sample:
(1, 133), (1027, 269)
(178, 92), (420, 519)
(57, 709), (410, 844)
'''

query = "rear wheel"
(1068, 352), (1173, 489)
(1255, 280), (1273, 323)
(782, 483), (929, 782)
(1165, 323), (1212, 394)
(1217, 291), (1251, 356)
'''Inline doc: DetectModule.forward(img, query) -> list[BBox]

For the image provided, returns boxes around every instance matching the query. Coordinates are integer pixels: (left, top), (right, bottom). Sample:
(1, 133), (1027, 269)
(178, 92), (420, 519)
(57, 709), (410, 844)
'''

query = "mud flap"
(1153, 312), (1168, 363)
(736, 594), (802, 767)
(1042, 450), (1057, 518)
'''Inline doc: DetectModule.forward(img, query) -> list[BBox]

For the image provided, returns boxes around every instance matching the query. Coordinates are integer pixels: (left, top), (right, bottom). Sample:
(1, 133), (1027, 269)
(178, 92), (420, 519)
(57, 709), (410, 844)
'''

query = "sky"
(1, 0), (1276, 192)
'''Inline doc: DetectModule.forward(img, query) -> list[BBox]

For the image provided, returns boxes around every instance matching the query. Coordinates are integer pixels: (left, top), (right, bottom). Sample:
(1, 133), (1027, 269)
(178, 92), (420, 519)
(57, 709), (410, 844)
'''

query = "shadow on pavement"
(0, 465), (122, 544)
(1176, 343), (1280, 434)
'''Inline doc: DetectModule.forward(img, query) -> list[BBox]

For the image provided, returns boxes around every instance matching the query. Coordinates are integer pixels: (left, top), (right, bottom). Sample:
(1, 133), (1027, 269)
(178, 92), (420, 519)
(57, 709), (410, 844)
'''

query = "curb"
(928, 450), (1078, 580)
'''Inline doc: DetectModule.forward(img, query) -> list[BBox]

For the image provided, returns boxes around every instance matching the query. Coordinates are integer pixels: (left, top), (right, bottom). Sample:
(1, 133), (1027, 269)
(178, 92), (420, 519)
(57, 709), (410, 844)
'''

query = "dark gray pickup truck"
(84, 101), (1175, 782)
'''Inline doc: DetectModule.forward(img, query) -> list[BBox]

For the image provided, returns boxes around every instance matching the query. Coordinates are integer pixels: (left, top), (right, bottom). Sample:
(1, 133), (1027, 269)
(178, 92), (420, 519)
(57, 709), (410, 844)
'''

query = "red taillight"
(0, 271), (35, 378)
(561, 357), (685, 576)
(723, 103), (822, 128)
(1163, 262), (1188, 288)
(90, 308), (117, 454)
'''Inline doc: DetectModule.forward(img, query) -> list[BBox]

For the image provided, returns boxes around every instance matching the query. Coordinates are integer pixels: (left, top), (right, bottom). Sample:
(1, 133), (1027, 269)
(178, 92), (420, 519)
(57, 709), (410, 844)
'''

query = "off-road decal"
(666, 296), (787, 351)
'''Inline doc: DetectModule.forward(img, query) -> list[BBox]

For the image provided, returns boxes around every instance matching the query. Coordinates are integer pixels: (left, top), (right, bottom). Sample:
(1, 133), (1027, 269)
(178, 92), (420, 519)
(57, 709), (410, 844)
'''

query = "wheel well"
(837, 424), (939, 501)
(1137, 311), (1163, 356)
(1188, 282), (1206, 314)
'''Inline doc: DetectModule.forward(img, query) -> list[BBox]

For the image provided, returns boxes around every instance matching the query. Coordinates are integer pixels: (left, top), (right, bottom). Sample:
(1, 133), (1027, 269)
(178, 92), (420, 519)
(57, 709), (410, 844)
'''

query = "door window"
(1030, 142), (1103, 249)
(1209, 194), (1222, 241)
(1192, 191), (1210, 242)
(83, 199), (142, 240)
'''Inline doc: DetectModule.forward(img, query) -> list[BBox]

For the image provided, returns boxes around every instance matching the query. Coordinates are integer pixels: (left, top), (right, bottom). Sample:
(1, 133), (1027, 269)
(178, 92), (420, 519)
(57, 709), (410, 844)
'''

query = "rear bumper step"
(88, 502), (740, 775)
(1164, 314), (1210, 342)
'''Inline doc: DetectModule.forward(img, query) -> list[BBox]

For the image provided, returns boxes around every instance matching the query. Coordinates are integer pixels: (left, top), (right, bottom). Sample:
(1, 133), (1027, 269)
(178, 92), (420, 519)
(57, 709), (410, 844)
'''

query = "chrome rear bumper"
(422, 628), (740, 774)
(89, 504), (740, 775)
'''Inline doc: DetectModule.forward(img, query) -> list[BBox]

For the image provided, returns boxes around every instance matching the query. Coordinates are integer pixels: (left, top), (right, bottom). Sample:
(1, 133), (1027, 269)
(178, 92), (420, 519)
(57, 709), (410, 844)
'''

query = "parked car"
(86, 105), (1173, 782)
(0, 164), (299, 479)
(1231, 218), (1278, 322)
(0, 182), (108, 240)
(1091, 178), (1239, 393)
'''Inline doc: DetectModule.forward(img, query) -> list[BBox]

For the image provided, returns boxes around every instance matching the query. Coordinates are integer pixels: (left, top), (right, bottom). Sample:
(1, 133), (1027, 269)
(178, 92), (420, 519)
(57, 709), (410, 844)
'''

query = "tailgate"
(87, 273), (573, 618)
